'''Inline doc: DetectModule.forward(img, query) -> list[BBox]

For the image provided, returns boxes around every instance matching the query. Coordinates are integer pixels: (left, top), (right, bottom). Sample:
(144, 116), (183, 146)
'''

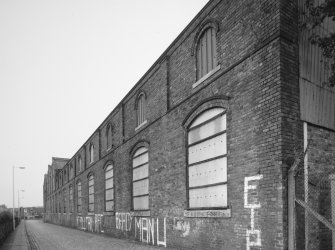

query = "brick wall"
(42, 0), (311, 249)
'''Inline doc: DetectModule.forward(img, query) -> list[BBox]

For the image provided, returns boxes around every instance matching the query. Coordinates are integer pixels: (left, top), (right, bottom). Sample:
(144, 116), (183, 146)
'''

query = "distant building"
(43, 0), (335, 249)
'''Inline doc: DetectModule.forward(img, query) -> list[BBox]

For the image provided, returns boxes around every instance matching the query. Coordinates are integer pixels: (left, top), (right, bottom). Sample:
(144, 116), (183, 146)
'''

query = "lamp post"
(18, 190), (24, 223)
(13, 166), (25, 230)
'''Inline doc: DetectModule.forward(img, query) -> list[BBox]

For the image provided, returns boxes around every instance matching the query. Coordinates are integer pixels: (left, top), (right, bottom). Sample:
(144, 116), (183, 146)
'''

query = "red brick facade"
(43, 0), (334, 249)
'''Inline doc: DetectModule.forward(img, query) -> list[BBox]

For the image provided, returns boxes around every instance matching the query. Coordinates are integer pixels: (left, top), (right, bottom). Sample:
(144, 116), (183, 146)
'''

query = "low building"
(43, 0), (335, 249)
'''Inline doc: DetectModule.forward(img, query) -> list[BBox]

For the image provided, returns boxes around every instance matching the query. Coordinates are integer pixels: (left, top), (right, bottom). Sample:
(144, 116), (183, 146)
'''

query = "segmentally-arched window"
(196, 27), (217, 79)
(69, 164), (74, 179)
(88, 174), (94, 212)
(63, 188), (67, 213)
(77, 181), (82, 213)
(132, 146), (149, 211)
(136, 93), (146, 127)
(105, 164), (114, 211)
(187, 107), (227, 209)
(69, 185), (73, 213)
(78, 155), (82, 172)
(89, 144), (94, 163)
(106, 124), (112, 150)
(58, 191), (61, 213)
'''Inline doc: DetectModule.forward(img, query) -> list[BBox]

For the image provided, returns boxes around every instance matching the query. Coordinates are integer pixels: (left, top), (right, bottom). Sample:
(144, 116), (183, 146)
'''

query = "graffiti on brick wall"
(76, 214), (104, 233)
(115, 212), (167, 247)
(244, 175), (263, 250)
(115, 212), (133, 232)
(173, 217), (190, 237)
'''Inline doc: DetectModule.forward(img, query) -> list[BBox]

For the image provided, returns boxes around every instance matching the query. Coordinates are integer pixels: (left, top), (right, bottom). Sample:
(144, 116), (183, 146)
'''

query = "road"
(25, 220), (160, 250)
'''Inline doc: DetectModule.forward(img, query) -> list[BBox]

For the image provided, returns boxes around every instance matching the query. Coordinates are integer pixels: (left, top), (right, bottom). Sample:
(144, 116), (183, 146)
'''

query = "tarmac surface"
(1, 220), (161, 250)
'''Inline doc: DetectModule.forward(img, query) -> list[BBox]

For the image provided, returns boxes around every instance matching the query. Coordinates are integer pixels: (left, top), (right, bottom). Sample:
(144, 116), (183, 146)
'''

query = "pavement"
(1, 219), (162, 250)
(1, 221), (30, 250)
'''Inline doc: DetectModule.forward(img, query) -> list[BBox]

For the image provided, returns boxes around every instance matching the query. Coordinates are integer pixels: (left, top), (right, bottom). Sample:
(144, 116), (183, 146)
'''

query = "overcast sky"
(0, 0), (209, 208)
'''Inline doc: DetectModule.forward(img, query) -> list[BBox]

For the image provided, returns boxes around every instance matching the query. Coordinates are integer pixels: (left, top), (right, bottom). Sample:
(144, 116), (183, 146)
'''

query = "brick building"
(43, 0), (335, 249)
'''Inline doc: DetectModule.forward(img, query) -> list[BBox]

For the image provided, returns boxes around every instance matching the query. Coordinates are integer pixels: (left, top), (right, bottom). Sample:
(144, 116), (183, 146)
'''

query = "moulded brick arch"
(134, 91), (147, 110)
(87, 171), (94, 179)
(191, 18), (221, 57)
(103, 160), (114, 170)
(106, 122), (114, 135)
(183, 95), (230, 129)
(129, 139), (150, 158)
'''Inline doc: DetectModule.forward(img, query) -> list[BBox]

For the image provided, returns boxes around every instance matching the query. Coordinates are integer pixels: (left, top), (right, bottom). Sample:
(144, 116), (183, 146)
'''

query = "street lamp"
(13, 166), (25, 230)
(18, 190), (25, 223)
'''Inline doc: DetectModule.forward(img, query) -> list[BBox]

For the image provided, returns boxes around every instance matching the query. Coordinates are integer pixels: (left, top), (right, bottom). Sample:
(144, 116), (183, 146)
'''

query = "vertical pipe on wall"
(304, 122), (309, 250)
(288, 165), (296, 250)
(329, 174), (335, 250)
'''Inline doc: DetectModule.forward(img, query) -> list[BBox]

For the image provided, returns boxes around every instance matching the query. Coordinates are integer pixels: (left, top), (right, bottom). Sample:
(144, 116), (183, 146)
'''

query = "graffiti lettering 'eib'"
(244, 175), (263, 250)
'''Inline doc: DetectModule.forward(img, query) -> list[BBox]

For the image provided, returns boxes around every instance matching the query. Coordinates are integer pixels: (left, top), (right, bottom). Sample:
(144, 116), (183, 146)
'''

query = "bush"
(0, 211), (12, 224)
(0, 211), (17, 247)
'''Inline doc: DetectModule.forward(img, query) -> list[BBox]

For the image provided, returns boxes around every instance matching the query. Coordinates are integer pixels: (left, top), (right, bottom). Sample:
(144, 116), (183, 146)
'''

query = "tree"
(301, 0), (335, 87)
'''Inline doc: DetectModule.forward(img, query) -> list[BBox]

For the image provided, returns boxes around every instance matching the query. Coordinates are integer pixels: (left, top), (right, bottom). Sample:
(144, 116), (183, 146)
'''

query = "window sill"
(132, 210), (150, 217)
(192, 65), (221, 89)
(103, 211), (114, 216)
(87, 212), (94, 216)
(135, 120), (148, 131)
(184, 208), (231, 218)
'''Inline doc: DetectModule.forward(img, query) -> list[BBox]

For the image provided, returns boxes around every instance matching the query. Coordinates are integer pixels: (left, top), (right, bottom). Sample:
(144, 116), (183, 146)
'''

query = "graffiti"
(95, 214), (104, 233)
(184, 209), (231, 218)
(173, 218), (190, 237)
(244, 175), (263, 250)
(115, 213), (167, 247)
(115, 212), (133, 232)
(76, 214), (104, 233)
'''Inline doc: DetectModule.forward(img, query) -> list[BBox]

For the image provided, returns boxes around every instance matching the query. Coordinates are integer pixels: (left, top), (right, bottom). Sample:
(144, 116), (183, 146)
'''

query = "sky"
(0, 0), (209, 208)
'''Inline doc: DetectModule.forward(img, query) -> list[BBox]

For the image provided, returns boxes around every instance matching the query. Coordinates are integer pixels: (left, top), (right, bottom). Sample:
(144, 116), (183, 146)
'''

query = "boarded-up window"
(106, 124), (112, 150)
(187, 108), (227, 209)
(132, 147), (149, 211)
(105, 164), (114, 212)
(69, 185), (73, 213)
(58, 191), (61, 213)
(77, 181), (82, 213)
(88, 175), (94, 212)
(89, 144), (94, 163)
(197, 27), (217, 79)
(78, 156), (82, 172)
(136, 94), (146, 126)
(63, 188), (67, 213)
(69, 164), (74, 179)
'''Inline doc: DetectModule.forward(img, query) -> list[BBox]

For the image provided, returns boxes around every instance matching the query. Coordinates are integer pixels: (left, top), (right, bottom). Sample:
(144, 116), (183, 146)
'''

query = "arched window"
(64, 168), (67, 183)
(132, 146), (149, 211)
(58, 191), (61, 213)
(187, 107), (227, 209)
(69, 185), (73, 213)
(78, 155), (82, 172)
(77, 181), (82, 213)
(105, 164), (114, 212)
(136, 93), (146, 127)
(196, 27), (217, 79)
(89, 144), (94, 163)
(69, 164), (74, 179)
(63, 188), (67, 213)
(88, 174), (95, 212)
(106, 124), (112, 150)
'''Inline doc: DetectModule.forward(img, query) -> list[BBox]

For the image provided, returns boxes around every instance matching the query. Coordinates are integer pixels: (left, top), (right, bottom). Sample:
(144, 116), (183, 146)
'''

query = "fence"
(288, 135), (335, 249)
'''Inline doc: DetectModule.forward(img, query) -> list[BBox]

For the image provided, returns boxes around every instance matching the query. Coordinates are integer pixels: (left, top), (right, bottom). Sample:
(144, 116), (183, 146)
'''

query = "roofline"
(52, 157), (70, 162)
(54, 0), (215, 170)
